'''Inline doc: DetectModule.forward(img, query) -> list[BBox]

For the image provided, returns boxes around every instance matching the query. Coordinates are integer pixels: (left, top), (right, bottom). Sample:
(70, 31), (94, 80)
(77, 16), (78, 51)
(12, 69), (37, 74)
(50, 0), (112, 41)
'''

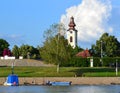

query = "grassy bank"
(0, 66), (119, 77)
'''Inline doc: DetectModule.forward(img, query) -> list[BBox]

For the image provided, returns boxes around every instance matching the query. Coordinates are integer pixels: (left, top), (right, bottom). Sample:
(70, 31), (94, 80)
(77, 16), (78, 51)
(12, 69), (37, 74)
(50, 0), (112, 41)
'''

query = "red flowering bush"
(3, 49), (12, 56)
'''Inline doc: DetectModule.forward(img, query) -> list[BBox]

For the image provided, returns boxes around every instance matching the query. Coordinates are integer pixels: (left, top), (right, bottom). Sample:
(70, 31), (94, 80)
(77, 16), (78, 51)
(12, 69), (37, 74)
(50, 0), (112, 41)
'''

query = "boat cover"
(6, 74), (19, 86)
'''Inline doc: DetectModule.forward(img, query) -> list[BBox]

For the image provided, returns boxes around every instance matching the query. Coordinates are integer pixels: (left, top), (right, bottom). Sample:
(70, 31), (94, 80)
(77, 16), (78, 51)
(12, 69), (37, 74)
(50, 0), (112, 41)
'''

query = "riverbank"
(1, 77), (120, 85)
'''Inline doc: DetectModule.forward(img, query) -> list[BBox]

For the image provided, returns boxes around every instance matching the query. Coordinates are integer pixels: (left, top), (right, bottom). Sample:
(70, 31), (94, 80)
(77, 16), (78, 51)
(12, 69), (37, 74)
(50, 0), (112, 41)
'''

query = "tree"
(12, 45), (20, 59)
(43, 23), (66, 40)
(0, 39), (9, 56)
(70, 46), (84, 57)
(29, 46), (40, 59)
(3, 48), (12, 56)
(41, 23), (71, 72)
(41, 35), (71, 64)
(19, 44), (28, 58)
(91, 33), (120, 57)
(19, 44), (40, 59)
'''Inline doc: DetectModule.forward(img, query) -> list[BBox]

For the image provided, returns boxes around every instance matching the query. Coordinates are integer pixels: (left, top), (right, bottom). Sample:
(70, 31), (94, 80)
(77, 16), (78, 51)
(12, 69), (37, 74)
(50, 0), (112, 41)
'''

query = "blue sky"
(0, 0), (120, 49)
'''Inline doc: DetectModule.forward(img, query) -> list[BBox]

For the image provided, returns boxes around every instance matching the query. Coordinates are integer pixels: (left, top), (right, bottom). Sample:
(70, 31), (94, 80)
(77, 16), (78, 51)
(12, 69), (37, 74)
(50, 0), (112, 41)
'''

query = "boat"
(4, 74), (19, 86)
(4, 62), (19, 86)
(46, 81), (72, 86)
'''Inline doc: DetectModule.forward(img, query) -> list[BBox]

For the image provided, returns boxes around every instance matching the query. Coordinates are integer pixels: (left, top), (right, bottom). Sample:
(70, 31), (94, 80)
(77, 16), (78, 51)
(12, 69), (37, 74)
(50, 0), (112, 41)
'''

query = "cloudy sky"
(0, 0), (120, 49)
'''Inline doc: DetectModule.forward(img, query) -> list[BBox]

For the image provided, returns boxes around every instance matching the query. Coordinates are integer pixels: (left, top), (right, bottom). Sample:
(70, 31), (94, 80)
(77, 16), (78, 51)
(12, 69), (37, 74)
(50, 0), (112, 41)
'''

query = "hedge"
(60, 57), (120, 67)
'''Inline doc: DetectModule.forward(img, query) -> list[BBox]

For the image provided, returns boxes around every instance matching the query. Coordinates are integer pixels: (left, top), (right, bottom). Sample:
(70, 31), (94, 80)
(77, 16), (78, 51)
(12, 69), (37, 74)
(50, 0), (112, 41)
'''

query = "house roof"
(76, 49), (91, 58)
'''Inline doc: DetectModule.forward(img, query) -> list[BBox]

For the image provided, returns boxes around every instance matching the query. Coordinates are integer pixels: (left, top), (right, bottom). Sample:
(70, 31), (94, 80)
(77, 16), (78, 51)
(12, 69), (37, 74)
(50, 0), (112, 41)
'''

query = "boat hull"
(46, 81), (72, 86)
(4, 74), (19, 86)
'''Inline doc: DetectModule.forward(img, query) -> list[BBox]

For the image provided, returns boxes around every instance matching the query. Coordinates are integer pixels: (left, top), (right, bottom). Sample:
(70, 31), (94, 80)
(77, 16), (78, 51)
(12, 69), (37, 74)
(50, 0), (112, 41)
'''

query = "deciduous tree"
(12, 45), (20, 59)
(91, 33), (120, 57)
(41, 23), (70, 72)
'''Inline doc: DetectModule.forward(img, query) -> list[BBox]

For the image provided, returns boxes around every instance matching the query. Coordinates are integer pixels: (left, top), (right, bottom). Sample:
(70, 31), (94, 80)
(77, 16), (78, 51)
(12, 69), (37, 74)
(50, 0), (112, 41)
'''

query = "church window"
(70, 36), (73, 42)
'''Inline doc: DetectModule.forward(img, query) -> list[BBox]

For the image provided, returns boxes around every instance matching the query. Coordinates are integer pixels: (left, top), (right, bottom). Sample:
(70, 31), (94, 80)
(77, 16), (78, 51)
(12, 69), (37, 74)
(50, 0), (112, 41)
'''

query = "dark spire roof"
(68, 16), (76, 31)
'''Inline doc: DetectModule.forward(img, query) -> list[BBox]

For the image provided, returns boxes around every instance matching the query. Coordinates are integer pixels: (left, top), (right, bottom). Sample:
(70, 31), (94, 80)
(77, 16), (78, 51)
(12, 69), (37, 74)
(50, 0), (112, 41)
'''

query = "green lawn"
(0, 66), (119, 77)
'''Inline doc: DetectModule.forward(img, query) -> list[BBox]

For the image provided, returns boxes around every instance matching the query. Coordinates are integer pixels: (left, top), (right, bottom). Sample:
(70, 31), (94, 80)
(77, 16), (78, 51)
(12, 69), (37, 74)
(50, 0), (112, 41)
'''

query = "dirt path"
(1, 77), (120, 85)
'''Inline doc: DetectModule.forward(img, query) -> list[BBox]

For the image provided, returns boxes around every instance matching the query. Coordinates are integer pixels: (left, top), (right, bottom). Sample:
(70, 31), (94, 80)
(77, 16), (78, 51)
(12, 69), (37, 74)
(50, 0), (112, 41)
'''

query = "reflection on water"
(0, 85), (120, 93)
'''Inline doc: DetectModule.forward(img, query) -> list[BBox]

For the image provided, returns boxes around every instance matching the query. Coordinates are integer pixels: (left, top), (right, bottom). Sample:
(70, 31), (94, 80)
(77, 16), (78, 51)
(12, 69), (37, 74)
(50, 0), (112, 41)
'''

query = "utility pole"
(100, 40), (103, 66)
(101, 40), (103, 58)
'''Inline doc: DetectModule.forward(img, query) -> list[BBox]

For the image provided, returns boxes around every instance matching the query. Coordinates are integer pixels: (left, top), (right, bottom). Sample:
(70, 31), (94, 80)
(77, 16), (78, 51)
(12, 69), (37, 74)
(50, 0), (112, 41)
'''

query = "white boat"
(4, 74), (19, 86)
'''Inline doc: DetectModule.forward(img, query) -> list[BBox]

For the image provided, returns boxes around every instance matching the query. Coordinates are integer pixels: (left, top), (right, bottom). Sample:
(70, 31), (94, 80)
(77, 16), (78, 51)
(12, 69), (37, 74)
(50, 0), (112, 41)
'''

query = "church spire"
(68, 16), (76, 31)
(67, 16), (78, 48)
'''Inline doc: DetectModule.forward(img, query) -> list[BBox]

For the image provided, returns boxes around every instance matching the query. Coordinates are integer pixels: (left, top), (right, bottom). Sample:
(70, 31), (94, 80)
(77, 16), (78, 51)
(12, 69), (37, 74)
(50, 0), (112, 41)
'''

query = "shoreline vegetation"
(0, 59), (120, 85)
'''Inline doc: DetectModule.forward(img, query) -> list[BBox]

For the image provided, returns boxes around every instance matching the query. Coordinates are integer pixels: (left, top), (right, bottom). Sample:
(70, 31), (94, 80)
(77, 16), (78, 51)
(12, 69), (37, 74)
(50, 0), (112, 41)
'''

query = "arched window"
(70, 36), (73, 42)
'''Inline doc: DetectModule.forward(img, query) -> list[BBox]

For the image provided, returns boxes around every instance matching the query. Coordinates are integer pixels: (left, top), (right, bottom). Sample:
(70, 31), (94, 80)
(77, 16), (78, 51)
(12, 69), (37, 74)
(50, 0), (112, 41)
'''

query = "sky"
(0, 0), (120, 49)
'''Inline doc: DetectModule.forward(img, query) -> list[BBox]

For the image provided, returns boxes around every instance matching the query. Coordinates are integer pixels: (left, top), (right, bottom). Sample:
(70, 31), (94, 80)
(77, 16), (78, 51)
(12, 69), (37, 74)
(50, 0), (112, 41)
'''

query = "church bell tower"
(67, 17), (77, 48)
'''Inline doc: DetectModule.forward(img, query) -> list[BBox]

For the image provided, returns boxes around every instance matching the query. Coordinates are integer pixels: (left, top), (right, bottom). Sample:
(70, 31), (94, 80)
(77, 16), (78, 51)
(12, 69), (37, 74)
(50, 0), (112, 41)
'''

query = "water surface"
(0, 85), (120, 93)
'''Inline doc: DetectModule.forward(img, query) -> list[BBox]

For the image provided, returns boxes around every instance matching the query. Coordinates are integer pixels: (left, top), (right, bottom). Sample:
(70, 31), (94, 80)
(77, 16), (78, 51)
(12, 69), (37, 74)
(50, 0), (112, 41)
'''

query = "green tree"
(19, 44), (29, 58)
(41, 23), (71, 72)
(0, 39), (9, 56)
(12, 45), (20, 59)
(30, 46), (40, 59)
(70, 45), (83, 57)
(19, 44), (40, 59)
(41, 35), (70, 64)
(91, 33), (120, 57)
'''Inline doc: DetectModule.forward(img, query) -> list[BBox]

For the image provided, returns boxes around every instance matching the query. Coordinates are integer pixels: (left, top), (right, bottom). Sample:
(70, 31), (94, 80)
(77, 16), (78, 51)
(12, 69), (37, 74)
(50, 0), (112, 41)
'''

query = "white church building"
(67, 17), (77, 48)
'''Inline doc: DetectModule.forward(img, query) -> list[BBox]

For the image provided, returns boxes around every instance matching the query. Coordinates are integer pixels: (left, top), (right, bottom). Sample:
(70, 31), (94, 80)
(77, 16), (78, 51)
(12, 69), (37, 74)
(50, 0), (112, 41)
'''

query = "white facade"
(67, 17), (77, 48)
(67, 30), (77, 48)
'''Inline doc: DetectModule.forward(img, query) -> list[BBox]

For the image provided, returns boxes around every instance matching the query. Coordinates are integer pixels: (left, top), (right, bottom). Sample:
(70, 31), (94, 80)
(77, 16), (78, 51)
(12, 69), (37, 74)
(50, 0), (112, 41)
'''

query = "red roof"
(76, 49), (91, 58)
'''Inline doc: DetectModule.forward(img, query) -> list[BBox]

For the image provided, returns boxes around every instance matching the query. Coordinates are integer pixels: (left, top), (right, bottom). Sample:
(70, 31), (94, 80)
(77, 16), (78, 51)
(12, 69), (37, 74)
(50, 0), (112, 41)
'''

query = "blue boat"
(46, 81), (72, 86)
(4, 62), (19, 86)
(4, 74), (19, 86)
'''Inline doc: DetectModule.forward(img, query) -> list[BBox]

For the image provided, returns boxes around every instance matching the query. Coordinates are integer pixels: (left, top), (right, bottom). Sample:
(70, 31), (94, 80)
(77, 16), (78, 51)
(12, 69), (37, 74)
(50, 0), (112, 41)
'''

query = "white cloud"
(61, 0), (112, 48)
(108, 27), (113, 33)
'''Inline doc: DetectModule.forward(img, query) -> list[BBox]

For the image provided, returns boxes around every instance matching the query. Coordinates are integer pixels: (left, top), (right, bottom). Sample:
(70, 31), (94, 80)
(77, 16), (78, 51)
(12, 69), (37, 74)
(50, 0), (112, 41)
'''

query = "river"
(0, 85), (120, 93)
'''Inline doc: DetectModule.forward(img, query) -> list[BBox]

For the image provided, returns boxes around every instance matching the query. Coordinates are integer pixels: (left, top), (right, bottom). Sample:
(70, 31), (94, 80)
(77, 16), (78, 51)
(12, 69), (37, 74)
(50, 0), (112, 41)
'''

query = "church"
(67, 17), (91, 58)
(67, 16), (77, 49)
